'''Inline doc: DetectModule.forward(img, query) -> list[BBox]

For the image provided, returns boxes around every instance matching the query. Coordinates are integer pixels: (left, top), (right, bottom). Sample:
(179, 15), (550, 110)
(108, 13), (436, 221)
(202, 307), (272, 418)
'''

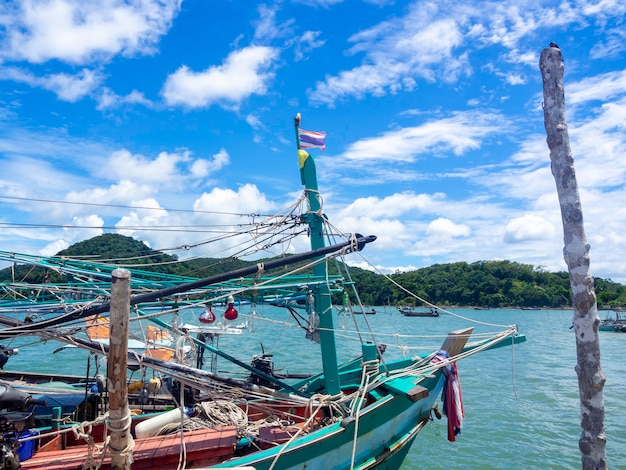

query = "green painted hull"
(213, 357), (444, 469)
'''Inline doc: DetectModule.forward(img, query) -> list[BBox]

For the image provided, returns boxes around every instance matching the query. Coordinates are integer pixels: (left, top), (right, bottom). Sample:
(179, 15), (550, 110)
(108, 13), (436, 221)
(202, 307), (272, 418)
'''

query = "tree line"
(2, 234), (625, 309)
(350, 260), (625, 309)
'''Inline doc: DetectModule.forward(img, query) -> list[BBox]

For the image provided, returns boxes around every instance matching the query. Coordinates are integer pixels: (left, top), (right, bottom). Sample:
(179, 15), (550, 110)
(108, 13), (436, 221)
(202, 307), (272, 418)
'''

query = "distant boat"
(397, 306), (439, 317)
(335, 306), (375, 315)
(599, 311), (626, 332)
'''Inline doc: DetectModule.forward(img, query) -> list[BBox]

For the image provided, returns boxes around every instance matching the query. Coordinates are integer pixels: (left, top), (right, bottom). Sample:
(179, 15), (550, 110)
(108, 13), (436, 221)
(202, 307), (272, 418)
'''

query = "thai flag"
(298, 128), (326, 150)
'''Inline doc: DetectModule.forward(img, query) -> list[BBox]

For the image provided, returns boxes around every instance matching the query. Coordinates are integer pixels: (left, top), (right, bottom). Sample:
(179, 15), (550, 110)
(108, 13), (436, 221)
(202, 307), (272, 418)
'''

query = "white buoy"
(134, 407), (185, 439)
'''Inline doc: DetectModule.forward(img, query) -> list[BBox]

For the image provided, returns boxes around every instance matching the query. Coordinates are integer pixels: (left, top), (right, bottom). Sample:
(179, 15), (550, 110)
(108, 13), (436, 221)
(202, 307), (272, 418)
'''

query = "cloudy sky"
(0, 0), (625, 283)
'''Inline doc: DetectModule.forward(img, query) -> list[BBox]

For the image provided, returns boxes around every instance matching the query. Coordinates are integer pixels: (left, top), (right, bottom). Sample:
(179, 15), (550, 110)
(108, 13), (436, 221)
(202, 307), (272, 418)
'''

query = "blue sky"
(1, 0), (625, 283)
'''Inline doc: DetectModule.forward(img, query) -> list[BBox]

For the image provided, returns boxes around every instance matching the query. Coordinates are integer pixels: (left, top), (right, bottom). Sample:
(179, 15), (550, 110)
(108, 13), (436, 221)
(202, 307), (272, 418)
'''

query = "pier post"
(108, 268), (133, 469)
(540, 44), (606, 470)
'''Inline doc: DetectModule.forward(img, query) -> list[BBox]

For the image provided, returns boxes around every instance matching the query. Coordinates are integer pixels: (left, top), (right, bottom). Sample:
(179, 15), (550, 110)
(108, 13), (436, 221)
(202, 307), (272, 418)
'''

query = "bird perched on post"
(550, 42), (559, 48)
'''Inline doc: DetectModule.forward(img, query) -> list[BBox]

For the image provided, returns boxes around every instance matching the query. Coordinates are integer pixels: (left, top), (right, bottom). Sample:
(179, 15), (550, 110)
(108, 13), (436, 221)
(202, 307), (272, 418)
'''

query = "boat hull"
(214, 373), (443, 469)
(397, 308), (439, 317)
(401, 312), (438, 317)
(599, 311), (626, 332)
(599, 323), (626, 332)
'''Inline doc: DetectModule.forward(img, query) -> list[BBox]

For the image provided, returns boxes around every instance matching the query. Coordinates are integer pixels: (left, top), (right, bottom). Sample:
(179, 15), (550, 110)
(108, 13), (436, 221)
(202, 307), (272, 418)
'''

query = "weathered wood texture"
(108, 269), (133, 469)
(540, 45), (606, 470)
(21, 426), (238, 470)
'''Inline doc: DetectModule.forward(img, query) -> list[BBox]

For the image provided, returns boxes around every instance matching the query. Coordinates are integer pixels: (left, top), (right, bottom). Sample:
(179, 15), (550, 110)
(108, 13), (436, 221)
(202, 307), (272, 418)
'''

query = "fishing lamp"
(199, 305), (216, 324)
(224, 295), (238, 321)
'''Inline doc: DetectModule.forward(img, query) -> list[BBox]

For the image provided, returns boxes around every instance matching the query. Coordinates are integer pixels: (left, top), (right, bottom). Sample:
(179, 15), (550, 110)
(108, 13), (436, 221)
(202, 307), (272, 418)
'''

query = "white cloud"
(253, 4), (294, 43)
(161, 46), (278, 109)
(194, 184), (275, 215)
(0, 0), (181, 64)
(89, 148), (228, 188)
(115, 200), (166, 238)
(566, 69), (626, 106)
(106, 149), (189, 184)
(82, 184), (284, 259)
(185, 184), (281, 257)
(43, 69), (103, 101)
(190, 149), (230, 178)
(0, 155), (89, 197)
(65, 214), (104, 243)
(338, 192), (442, 218)
(38, 214), (103, 256)
(0, 66), (103, 101)
(426, 217), (470, 238)
(96, 87), (154, 110)
(245, 114), (264, 130)
(504, 214), (556, 243)
(291, 30), (325, 61)
(307, 0), (625, 106)
(590, 28), (626, 59)
(39, 238), (70, 257)
(339, 111), (501, 162)
(64, 181), (156, 217)
(504, 73), (525, 85)
(0, 126), (110, 165)
(309, 10), (469, 105)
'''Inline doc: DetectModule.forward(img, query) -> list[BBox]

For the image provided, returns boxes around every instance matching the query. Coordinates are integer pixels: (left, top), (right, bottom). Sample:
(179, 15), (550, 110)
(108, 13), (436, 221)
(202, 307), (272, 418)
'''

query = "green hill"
(1, 234), (625, 309)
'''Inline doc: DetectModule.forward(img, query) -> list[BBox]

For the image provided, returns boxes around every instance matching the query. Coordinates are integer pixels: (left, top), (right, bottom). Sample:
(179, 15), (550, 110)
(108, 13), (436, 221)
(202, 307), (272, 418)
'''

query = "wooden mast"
(108, 268), (133, 469)
(294, 113), (341, 396)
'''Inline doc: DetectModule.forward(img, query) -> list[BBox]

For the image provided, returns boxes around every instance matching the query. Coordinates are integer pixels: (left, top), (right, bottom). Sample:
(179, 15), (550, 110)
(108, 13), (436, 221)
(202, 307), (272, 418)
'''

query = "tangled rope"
(69, 414), (108, 470)
(198, 400), (249, 428)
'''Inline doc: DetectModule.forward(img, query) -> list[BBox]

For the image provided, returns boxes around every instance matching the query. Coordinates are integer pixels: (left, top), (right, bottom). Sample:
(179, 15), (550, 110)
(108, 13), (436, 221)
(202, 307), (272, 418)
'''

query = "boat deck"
(21, 426), (237, 470)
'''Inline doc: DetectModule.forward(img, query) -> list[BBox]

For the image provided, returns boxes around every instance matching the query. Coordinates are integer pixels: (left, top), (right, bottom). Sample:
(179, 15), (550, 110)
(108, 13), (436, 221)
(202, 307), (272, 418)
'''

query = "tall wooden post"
(108, 268), (133, 469)
(540, 45), (606, 469)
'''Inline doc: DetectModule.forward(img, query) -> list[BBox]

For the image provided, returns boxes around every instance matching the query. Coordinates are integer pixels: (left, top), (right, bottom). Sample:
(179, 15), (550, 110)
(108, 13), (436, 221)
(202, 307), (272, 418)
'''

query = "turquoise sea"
(401, 308), (626, 470)
(4, 307), (626, 469)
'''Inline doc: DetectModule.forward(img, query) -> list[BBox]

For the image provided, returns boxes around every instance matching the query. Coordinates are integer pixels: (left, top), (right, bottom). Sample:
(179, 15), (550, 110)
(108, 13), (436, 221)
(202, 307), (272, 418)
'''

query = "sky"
(0, 0), (625, 284)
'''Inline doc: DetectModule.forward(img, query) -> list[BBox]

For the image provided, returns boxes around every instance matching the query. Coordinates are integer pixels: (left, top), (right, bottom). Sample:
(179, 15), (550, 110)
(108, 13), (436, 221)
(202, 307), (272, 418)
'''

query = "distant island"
(2, 234), (625, 310)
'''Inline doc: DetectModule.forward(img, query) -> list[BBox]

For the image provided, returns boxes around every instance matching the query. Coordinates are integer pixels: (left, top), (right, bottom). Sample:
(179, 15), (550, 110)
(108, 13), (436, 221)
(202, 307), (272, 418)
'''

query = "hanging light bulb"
(305, 290), (319, 342)
(249, 302), (257, 332)
(199, 305), (216, 324)
(224, 295), (238, 321)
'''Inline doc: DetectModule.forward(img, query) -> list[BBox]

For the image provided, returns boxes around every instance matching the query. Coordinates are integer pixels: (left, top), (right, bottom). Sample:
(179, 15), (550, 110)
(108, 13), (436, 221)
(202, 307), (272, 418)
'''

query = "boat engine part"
(248, 353), (279, 389)
(0, 346), (18, 370)
(0, 382), (47, 470)
(0, 382), (47, 413)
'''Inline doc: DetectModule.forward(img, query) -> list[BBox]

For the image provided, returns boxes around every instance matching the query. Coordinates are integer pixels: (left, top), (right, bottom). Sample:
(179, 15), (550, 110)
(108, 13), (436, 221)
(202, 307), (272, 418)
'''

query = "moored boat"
(0, 114), (525, 470)
(599, 310), (626, 332)
(397, 306), (440, 317)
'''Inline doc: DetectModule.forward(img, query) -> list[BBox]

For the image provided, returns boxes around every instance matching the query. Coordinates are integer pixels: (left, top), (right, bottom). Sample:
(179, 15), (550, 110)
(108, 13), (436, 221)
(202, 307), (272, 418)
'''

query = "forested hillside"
(1, 234), (251, 283)
(2, 234), (625, 308)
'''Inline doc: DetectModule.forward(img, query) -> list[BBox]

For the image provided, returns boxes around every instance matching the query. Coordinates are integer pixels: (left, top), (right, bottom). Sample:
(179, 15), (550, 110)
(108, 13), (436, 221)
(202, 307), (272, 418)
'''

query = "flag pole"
(294, 112), (302, 149)
(292, 113), (341, 396)
(294, 113), (309, 185)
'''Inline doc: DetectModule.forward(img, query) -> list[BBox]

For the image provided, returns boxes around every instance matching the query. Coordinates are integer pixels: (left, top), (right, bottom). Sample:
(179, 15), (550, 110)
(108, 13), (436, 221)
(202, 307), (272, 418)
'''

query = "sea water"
(4, 307), (625, 469)
(401, 308), (626, 470)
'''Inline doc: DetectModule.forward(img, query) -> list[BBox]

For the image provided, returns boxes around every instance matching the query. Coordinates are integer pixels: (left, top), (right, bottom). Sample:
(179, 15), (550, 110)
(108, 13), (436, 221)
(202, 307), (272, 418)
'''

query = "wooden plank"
(440, 327), (474, 357)
(406, 384), (429, 402)
(21, 426), (237, 470)
(37, 434), (62, 453)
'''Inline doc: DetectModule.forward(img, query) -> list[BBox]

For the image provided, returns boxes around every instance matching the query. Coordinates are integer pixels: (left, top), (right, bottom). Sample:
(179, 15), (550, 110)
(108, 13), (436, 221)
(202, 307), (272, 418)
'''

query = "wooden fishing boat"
(0, 114), (526, 470)
(397, 306), (440, 317)
(599, 310), (626, 332)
